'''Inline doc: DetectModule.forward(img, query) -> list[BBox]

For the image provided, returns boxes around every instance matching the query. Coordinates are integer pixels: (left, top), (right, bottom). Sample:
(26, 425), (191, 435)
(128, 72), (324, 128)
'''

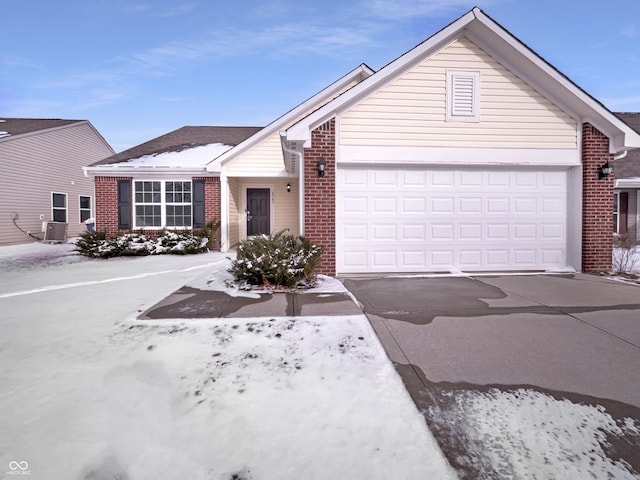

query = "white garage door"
(336, 166), (567, 273)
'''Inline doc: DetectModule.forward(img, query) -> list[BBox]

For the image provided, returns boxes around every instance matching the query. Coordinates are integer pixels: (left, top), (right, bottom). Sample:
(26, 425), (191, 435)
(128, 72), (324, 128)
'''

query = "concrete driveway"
(343, 273), (640, 479)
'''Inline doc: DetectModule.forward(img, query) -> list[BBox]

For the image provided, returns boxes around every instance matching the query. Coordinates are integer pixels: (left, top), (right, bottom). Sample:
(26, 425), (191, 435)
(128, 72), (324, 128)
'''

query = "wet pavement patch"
(394, 363), (640, 479)
(343, 276), (560, 324)
(139, 286), (361, 319)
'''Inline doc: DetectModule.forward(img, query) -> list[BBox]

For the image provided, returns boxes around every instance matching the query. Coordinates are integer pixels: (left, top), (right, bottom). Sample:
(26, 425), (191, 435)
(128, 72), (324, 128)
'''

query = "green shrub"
(75, 224), (218, 258)
(229, 231), (323, 287)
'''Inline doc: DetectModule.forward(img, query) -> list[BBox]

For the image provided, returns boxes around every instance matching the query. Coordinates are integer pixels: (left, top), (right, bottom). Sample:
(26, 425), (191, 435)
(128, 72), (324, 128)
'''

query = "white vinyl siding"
(340, 37), (578, 149)
(228, 178), (241, 246)
(0, 122), (113, 244)
(225, 133), (288, 176)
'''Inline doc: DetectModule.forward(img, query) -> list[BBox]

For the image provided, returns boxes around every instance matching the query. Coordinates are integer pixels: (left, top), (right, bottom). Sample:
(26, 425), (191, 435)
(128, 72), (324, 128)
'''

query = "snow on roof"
(124, 143), (233, 170)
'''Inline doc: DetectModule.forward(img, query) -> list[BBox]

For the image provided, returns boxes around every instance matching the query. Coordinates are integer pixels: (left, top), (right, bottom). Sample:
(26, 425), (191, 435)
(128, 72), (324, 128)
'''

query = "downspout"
(614, 150), (628, 161)
(280, 132), (305, 235)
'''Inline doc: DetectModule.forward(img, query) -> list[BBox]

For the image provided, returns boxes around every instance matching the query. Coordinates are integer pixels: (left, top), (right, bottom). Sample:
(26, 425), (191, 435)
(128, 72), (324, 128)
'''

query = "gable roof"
(614, 113), (640, 180)
(285, 7), (640, 153)
(88, 126), (263, 168)
(212, 64), (374, 170)
(0, 118), (84, 140)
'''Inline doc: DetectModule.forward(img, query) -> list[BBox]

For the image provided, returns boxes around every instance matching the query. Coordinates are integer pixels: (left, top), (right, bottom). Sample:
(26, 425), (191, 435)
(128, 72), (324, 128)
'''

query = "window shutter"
(193, 179), (205, 228)
(117, 180), (132, 229)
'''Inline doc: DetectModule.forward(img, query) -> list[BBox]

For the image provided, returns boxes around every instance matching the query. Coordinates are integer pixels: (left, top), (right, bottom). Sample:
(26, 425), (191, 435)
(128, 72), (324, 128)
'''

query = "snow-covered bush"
(75, 227), (214, 258)
(229, 231), (323, 287)
(613, 227), (639, 275)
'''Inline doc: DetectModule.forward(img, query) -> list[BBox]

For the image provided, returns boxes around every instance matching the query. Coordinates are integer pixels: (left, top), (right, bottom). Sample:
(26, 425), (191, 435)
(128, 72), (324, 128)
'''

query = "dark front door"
(246, 188), (270, 236)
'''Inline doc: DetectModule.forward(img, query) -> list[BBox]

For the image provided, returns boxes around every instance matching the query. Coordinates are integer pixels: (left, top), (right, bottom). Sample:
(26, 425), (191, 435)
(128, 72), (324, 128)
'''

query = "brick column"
(582, 123), (614, 272)
(304, 119), (336, 276)
(195, 176), (221, 250)
(95, 176), (131, 236)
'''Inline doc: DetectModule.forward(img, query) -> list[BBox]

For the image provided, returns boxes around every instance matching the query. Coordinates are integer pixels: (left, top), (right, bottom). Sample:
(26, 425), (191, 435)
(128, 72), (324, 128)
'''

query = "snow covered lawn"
(0, 243), (456, 480)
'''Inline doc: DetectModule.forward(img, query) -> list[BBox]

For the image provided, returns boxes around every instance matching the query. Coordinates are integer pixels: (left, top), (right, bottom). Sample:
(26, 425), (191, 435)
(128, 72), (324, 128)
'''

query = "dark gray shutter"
(117, 180), (132, 229)
(193, 179), (205, 228)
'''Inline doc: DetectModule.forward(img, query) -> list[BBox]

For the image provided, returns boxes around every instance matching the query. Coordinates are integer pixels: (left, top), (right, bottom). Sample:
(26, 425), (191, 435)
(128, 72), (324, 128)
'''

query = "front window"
(79, 195), (92, 223)
(134, 181), (192, 228)
(52, 193), (67, 222)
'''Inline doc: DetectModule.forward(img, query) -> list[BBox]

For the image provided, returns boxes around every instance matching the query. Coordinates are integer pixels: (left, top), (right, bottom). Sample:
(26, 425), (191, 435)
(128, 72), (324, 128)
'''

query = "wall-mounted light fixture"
(317, 158), (326, 177)
(598, 161), (613, 179)
(286, 183), (291, 193)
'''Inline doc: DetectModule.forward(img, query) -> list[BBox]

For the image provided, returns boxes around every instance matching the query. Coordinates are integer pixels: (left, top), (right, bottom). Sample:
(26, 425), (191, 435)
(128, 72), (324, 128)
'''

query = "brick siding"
(95, 176), (130, 236)
(582, 123), (614, 272)
(303, 120), (336, 276)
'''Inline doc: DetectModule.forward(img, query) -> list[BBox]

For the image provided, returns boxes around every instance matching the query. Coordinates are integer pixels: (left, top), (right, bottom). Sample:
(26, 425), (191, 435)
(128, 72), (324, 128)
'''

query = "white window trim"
(79, 195), (92, 224)
(133, 180), (193, 230)
(446, 70), (480, 122)
(51, 192), (68, 223)
(613, 191), (620, 234)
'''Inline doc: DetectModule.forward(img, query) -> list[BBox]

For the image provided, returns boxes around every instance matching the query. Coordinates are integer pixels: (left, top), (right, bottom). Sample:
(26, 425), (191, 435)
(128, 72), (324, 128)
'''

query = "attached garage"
(282, 8), (640, 276)
(336, 166), (569, 273)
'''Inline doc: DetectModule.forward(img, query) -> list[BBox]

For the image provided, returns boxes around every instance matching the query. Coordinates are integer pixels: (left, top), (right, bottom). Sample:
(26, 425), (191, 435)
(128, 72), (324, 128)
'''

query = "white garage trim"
(339, 145), (581, 166)
(336, 165), (570, 274)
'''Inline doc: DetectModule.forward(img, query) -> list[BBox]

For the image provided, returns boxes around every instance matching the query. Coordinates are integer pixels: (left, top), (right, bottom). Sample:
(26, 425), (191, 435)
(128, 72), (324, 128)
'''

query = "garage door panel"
(337, 166), (568, 273)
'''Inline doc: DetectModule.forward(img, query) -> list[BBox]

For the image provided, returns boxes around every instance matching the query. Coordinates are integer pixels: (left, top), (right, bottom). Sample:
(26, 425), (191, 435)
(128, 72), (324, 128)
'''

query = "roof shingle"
(91, 125), (263, 166)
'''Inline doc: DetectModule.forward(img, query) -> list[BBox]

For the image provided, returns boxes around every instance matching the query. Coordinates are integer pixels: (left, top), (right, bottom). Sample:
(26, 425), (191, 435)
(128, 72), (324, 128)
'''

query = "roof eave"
(84, 165), (214, 178)
(212, 63), (376, 171)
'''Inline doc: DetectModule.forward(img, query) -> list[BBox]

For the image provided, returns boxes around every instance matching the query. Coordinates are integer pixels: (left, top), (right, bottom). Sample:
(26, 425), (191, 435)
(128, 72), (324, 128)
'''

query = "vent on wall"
(43, 221), (68, 243)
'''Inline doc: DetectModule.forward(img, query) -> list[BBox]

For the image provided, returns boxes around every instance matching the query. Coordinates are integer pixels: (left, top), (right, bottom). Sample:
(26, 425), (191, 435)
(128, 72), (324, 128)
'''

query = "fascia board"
(615, 178), (640, 189)
(285, 10), (477, 143)
(468, 9), (640, 151)
(213, 64), (375, 171)
(84, 165), (211, 177)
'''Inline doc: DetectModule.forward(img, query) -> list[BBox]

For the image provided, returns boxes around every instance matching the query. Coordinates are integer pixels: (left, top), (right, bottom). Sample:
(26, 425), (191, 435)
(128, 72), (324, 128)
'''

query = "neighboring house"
(614, 112), (640, 240)
(87, 8), (640, 276)
(0, 118), (115, 245)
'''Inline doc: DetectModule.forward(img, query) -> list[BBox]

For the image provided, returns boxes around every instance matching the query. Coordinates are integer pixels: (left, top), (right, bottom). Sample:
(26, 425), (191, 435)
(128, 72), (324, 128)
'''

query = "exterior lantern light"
(286, 182), (291, 193)
(598, 161), (613, 179)
(317, 158), (326, 177)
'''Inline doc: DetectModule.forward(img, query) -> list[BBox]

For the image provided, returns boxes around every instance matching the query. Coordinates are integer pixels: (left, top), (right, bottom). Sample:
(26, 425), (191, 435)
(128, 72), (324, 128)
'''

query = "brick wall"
(304, 120), (336, 276)
(582, 123), (614, 272)
(194, 176), (221, 250)
(95, 176), (130, 236)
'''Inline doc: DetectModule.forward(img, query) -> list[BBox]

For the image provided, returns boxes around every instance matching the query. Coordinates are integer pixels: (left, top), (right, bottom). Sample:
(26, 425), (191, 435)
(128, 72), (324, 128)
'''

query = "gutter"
(280, 132), (305, 235)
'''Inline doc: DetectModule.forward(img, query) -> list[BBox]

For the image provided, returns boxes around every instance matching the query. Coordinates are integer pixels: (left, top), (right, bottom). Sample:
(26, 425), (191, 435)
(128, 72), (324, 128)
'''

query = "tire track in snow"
(0, 262), (222, 299)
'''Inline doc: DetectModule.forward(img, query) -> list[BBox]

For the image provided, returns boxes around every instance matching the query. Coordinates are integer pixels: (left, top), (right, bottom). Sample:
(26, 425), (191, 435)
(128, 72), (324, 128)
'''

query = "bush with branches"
(229, 231), (323, 288)
(613, 227), (640, 275)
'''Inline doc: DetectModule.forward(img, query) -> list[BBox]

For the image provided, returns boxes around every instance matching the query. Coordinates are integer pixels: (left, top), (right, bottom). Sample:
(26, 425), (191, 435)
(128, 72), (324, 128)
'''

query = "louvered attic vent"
(447, 70), (480, 122)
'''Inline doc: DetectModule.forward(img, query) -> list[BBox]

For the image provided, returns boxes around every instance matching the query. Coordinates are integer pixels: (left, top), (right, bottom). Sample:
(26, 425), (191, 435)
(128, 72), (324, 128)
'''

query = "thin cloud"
(0, 55), (40, 69)
(118, 21), (379, 74)
(364, 0), (496, 19)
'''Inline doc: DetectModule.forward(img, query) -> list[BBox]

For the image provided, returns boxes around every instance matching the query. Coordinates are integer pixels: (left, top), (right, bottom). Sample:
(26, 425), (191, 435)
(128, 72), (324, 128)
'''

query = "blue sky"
(1, 0), (639, 153)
